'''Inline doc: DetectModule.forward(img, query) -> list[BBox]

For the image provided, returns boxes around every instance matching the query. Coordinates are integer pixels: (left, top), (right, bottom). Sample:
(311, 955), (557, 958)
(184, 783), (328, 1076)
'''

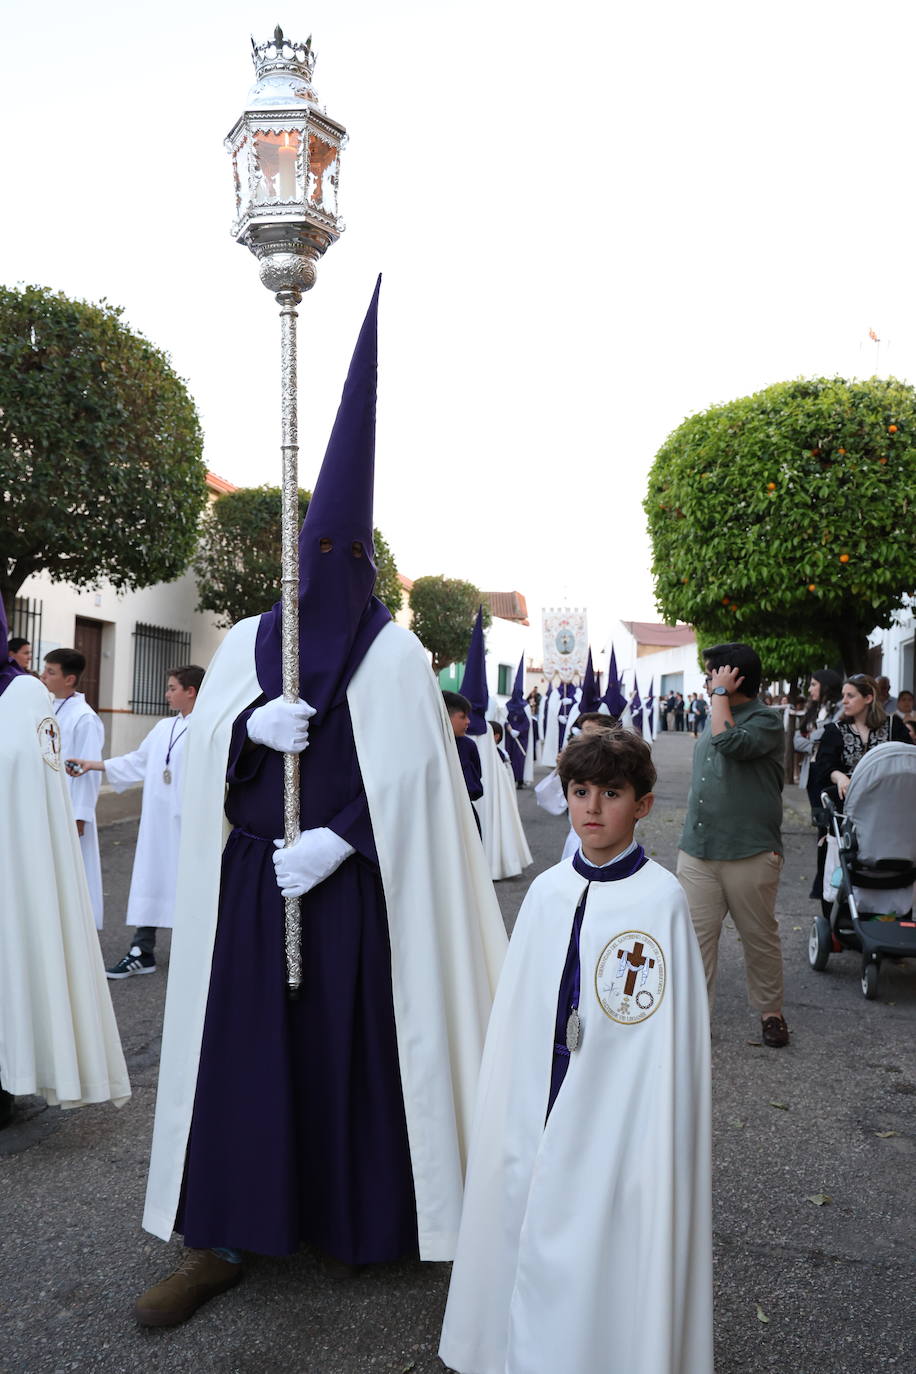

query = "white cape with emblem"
(0, 676), (130, 1108)
(142, 617), (507, 1256)
(439, 856), (713, 1374)
(472, 728), (533, 881)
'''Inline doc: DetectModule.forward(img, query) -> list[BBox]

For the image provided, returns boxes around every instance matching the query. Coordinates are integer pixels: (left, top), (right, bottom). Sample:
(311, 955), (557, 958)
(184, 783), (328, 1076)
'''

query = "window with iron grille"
(11, 596), (43, 652)
(131, 623), (191, 713)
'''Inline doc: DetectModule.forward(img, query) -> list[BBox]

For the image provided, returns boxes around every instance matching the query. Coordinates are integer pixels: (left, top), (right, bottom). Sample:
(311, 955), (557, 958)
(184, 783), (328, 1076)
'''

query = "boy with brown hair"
(440, 729), (713, 1374)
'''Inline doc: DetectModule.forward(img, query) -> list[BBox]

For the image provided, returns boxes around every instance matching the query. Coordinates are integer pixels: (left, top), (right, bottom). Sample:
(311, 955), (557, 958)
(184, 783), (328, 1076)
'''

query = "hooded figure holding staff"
(135, 280), (507, 1327)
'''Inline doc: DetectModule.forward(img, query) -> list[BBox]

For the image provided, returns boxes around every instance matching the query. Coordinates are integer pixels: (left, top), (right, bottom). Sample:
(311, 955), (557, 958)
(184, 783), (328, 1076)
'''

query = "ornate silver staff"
(226, 27), (346, 994)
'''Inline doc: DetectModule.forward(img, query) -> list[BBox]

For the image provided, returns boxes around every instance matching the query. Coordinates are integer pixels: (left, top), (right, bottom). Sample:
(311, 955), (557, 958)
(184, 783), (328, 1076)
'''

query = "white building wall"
(868, 596), (915, 695)
(598, 622), (703, 734)
(486, 617), (537, 704)
(18, 566), (226, 755)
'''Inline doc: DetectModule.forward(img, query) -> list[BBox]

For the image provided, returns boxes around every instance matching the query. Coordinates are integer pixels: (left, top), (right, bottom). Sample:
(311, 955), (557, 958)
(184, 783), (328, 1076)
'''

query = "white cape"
(473, 728), (533, 881)
(105, 716), (187, 929)
(0, 676), (130, 1108)
(538, 689), (561, 769)
(57, 692), (105, 929)
(143, 618), (507, 1258)
(440, 857), (713, 1374)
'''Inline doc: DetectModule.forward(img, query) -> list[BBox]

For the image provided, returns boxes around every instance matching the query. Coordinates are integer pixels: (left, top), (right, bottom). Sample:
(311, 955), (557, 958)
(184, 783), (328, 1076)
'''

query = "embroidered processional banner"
(541, 608), (588, 681)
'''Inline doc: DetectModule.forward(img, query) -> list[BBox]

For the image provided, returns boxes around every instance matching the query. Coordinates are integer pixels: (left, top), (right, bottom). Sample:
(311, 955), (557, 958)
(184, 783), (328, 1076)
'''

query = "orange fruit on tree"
(888, 424), (898, 433)
(879, 457), (888, 465)
(808, 583), (816, 591)
(767, 481), (776, 490)
(721, 596), (730, 605)
(839, 553), (850, 563)
(837, 447), (846, 455)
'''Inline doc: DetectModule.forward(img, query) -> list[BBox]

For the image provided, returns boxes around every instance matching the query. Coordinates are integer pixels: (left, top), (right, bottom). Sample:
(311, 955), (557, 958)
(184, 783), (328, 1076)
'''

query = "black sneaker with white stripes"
(106, 947), (156, 980)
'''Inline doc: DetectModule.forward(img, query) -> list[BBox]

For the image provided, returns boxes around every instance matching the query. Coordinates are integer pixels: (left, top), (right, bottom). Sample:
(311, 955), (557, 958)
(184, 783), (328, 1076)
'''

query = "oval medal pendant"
(565, 1007), (580, 1052)
(163, 767), (172, 784)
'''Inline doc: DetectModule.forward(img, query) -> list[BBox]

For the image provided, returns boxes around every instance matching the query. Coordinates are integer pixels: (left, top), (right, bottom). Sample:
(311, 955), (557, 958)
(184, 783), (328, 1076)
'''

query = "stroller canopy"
(845, 742), (916, 866)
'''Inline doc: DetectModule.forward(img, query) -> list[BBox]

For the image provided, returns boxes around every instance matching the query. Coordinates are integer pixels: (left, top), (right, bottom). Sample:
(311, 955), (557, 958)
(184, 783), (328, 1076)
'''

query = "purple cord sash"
(546, 845), (647, 1121)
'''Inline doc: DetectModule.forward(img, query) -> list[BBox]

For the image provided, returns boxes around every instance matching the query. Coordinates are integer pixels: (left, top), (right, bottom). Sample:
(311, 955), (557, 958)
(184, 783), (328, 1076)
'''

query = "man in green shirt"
(677, 641), (789, 1047)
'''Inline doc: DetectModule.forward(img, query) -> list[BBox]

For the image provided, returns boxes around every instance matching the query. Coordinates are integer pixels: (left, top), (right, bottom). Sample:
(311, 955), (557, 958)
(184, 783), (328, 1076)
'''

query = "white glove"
(272, 827), (355, 897)
(506, 724), (520, 739)
(247, 696), (316, 753)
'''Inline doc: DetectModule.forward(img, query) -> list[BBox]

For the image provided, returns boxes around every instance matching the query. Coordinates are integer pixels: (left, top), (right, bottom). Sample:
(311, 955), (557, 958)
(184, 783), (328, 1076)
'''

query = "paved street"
(2, 730), (914, 1373)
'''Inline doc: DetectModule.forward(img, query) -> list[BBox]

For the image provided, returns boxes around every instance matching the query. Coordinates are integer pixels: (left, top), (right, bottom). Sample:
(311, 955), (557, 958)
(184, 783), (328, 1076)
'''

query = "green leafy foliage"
(0, 285), (206, 609)
(194, 486), (402, 627)
(644, 376), (916, 675)
(409, 575), (491, 672)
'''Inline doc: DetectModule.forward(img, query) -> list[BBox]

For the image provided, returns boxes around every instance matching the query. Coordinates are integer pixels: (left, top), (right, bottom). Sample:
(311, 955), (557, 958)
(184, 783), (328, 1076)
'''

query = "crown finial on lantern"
(250, 25), (316, 82)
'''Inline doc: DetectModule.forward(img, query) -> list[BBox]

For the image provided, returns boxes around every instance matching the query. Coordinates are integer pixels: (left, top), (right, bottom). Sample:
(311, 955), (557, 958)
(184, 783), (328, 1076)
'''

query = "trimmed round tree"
(194, 485), (402, 627)
(0, 285), (206, 610)
(409, 575), (491, 673)
(645, 376), (916, 676)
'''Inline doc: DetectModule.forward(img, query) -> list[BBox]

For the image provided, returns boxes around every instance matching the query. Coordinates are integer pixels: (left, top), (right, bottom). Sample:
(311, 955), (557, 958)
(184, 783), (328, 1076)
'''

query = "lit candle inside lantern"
(277, 133), (297, 200)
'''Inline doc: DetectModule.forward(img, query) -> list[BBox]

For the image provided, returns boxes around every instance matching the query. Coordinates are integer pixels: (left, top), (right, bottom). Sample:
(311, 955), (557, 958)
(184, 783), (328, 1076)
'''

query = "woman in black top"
(814, 672), (912, 802)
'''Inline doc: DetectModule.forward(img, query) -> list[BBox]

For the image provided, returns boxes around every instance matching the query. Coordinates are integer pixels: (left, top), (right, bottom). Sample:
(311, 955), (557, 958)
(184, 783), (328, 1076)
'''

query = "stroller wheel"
(861, 957), (879, 1000)
(808, 916), (831, 971)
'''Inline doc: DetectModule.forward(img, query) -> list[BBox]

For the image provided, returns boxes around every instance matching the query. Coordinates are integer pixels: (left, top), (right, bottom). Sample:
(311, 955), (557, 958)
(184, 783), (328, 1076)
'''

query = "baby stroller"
(808, 741), (916, 999)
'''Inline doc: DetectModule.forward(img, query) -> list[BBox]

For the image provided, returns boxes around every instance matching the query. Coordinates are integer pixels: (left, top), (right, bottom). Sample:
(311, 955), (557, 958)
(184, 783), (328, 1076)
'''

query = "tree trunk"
(834, 618), (870, 675)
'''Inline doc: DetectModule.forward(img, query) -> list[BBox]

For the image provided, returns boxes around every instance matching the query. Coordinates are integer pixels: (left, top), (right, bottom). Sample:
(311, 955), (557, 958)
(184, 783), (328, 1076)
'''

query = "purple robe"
(177, 640), (418, 1262)
(455, 733), (484, 802)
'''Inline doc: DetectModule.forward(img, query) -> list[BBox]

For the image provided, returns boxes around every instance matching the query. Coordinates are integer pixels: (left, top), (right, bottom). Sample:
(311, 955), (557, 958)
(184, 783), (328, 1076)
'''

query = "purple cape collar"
(571, 844), (647, 882)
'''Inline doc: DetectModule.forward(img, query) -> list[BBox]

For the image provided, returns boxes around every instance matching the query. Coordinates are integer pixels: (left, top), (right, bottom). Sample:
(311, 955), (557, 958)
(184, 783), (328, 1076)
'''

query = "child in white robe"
(66, 665), (205, 978)
(41, 648), (105, 929)
(440, 729), (713, 1374)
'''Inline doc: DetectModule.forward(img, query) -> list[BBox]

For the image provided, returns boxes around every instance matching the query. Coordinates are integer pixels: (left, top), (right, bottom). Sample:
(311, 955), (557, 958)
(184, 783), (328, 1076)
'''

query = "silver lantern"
(226, 27), (347, 995)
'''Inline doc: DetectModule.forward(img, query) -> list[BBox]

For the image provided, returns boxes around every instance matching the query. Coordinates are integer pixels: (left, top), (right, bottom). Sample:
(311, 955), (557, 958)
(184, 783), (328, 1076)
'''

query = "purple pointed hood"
(577, 649), (601, 715)
(506, 654), (528, 730)
(601, 645), (627, 719)
(255, 277), (391, 713)
(458, 608), (489, 736)
(629, 680), (643, 736)
(0, 598), (26, 700)
(644, 677), (655, 734)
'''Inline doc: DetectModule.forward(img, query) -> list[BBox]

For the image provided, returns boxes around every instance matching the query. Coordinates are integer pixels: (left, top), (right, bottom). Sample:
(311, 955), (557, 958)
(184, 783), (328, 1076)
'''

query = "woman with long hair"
(795, 670), (843, 909)
(815, 673), (912, 802)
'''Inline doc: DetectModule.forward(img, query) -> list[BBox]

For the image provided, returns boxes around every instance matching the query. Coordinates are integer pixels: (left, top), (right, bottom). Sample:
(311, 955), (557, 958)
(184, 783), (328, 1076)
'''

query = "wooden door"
(74, 617), (103, 711)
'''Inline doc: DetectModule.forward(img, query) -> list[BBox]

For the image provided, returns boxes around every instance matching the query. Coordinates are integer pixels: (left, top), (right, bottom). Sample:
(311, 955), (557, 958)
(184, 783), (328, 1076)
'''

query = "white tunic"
(538, 689), (563, 769)
(104, 716), (189, 929)
(440, 857), (713, 1374)
(472, 728), (533, 881)
(56, 692), (105, 929)
(0, 676), (130, 1108)
(143, 618), (508, 1255)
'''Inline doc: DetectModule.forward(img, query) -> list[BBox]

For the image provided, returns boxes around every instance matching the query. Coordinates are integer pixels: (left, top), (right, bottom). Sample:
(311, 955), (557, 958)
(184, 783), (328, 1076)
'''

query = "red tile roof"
(483, 591), (529, 625)
(622, 620), (696, 647)
(206, 471), (237, 495)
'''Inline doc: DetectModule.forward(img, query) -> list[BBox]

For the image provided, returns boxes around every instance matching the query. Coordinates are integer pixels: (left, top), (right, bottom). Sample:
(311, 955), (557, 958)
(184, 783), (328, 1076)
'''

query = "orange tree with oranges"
(645, 376), (916, 677)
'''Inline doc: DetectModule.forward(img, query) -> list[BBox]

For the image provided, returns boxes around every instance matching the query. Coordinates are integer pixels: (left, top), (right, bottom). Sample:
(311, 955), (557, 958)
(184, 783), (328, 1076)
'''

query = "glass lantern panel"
(232, 134), (248, 215)
(252, 130), (301, 203)
(308, 135), (339, 216)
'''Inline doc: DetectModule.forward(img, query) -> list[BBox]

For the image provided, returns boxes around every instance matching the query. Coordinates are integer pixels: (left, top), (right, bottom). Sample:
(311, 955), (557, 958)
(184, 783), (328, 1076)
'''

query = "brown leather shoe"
(761, 1015), (790, 1048)
(133, 1248), (243, 1327)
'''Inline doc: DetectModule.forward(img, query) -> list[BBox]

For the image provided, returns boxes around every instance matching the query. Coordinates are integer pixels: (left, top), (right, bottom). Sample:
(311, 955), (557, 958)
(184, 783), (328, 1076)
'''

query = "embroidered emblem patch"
(595, 930), (666, 1025)
(38, 716), (62, 770)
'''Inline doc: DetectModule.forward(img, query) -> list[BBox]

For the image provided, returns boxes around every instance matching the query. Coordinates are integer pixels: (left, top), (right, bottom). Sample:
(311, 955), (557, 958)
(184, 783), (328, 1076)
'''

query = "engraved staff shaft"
(278, 288), (303, 996)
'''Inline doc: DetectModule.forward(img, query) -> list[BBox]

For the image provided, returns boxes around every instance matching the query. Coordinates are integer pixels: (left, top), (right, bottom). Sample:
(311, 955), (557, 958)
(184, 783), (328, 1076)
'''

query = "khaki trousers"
(676, 849), (784, 1013)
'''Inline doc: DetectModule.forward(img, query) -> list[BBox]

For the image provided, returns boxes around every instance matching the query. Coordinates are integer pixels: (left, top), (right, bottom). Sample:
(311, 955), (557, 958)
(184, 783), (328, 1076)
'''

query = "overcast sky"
(3, 0), (914, 661)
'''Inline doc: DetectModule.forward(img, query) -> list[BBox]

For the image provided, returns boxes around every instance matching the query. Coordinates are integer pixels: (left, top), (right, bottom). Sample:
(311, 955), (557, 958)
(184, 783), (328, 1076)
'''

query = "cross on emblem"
(44, 721), (60, 755)
(617, 940), (655, 997)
